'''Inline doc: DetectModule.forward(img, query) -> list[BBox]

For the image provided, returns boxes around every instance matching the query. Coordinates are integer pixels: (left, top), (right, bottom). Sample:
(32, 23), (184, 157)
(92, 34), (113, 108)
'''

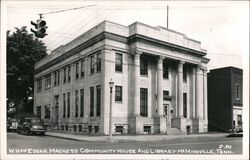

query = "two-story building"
(34, 21), (209, 135)
(208, 67), (243, 132)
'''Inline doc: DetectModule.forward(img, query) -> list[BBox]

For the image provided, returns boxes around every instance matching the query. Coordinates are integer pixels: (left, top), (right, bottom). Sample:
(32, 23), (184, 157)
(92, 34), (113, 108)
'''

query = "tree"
(7, 26), (47, 114)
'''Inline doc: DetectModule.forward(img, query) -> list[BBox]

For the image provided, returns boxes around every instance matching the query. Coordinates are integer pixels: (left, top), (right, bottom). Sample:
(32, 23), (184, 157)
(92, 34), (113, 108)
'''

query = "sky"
(3, 0), (249, 71)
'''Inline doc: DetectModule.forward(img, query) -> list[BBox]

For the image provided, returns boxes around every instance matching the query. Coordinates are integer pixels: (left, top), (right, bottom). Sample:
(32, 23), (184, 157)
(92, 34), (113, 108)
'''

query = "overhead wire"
(46, 5), (102, 49)
(44, 8), (95, 47)
(48, 5), (116, 50)
(39, 4), (96, 15)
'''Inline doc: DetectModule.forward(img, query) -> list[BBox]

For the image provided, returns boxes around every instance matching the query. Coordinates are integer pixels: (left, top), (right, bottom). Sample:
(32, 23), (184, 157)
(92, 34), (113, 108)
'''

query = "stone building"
(34, 21), (209, 135)
(208, 67), (243, 132)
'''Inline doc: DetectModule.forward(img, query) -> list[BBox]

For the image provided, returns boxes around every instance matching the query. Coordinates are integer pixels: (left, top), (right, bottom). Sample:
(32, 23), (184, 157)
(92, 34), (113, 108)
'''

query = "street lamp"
(109, 79), (114, 141)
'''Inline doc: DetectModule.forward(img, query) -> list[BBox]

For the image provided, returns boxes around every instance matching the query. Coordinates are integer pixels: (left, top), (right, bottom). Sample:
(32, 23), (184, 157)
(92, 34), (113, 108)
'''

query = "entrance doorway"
(164, 104), (172, 127)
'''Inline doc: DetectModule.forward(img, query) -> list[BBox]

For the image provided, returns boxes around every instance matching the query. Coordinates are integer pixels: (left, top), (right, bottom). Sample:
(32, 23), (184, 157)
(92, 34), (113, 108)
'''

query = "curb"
(46, 132), (228, 143)
(46, 133), (110, 142)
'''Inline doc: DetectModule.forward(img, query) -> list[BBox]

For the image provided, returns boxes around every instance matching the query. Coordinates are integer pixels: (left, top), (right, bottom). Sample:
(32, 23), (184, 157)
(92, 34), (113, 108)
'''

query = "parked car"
(7, 118), (18, 132)
(227, 126), (243, 137)
(6, 119), (10, 131)
(17, 117), (46, 135)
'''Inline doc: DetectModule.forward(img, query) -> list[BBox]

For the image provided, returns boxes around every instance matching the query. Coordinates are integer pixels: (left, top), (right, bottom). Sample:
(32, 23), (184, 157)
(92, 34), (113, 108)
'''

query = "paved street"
(7, 132), (242, 154)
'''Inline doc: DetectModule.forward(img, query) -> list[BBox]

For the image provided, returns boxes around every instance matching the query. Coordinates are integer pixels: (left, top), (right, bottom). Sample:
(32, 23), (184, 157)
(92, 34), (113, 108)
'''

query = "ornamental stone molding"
(130, 49), (143, 56)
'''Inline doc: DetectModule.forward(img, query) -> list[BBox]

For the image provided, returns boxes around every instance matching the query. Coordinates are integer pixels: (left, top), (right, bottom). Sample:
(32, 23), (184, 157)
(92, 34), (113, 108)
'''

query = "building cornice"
(35, 31), (207, 74)
(128, 34), (207, 57)
(34, 31), (127, 74)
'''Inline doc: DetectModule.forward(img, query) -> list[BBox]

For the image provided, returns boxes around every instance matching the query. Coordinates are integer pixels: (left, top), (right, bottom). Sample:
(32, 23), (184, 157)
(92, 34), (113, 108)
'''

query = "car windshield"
(31, 119), (43, 124)
(25, 118), (43, 124)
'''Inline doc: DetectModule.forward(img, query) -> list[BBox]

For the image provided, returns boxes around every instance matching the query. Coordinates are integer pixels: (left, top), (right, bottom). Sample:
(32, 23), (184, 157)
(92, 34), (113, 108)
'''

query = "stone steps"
(167, 127), (183, 135)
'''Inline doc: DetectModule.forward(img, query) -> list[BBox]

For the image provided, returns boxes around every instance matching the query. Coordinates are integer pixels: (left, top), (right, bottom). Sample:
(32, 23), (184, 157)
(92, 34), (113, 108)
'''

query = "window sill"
(115, 101), (123, 104)
(115, 71), (123, 73)
(140, 75), (148, 77)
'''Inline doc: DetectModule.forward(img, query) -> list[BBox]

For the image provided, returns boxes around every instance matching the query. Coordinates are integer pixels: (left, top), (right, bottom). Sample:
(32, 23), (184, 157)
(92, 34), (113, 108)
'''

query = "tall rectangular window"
(57, 70), (60, 85)
(238, 115), (242, 126)
(90, 87), (94, 117)
(183, 66), (187, 83)
(140, 59), (148, 76)
(45, 104), (50, 119)
(45, 74), (51, 89)
(54, 70), (60, 86)
(75, 90), (79, 117)
(115, 86), (122, 102)
(81, 60), (84, 78)
(54, 71), (57, 86)
(96, 85), (101, 117)
(236, 84), (240, 100)
(63, 67), (67, 83)
(163, 61), (169, 79)
(90, 56), (95, 74)
(63, 93), (66, 118)
(163, 90), (169, 101)
(67, 92), (70, 118)
(75, 62), (79, 79)
(115, 53), (123, 72)
(36, 106), (41, 118)
(80, 89), (84, 117)
(68, 65), (71, 82)
(96, 53), (101, 72)
(37, 78), (42, 92)
(183, 93), (187, 118)
(140, 88), (148, 117)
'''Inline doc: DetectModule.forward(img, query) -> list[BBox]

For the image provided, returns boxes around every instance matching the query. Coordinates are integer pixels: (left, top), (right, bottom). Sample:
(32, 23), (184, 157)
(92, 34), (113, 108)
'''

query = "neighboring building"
(34, 21), (209, 135)
(208, 67), (243, 132)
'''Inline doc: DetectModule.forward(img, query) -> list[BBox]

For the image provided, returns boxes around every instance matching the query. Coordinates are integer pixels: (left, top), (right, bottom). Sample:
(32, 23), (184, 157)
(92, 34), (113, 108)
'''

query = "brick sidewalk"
(45, 131), (227, 142)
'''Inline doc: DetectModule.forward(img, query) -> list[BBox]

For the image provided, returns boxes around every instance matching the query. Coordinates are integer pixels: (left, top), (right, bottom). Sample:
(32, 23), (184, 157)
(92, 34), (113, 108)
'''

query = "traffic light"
(31, 19), (48, 38)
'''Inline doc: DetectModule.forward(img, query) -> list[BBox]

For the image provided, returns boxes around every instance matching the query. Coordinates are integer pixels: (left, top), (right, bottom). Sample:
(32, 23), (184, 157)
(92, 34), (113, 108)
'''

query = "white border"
(1, 1), (249, 160)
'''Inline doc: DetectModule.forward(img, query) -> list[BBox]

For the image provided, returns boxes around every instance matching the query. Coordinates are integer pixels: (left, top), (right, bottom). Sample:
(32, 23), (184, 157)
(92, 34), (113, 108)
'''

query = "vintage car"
(17, 117), (46, 135)
(227, 126), (243, 137)
(7, 118), (18, 132)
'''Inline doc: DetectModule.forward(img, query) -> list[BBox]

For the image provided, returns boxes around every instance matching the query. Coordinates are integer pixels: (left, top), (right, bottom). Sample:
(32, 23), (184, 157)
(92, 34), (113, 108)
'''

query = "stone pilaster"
(157, 56), (164, 116)
(203, 68), (208, 132)
(100, 48), (112, 135)
(132, 49), (142, 116)
(195, 65), (203, 119)
(177, 60), (184, 117)
(172, 60), (186, 133)
(128, 49), (142, 134)
(203, 69), (208, 121)
(192, 68), (196, 118)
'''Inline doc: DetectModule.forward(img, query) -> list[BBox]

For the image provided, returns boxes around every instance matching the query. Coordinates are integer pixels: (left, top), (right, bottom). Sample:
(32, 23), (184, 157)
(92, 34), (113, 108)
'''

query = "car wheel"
(25, 129), (29, 135)
(40, 132), (45, 136)
(17, 129), (20, 134)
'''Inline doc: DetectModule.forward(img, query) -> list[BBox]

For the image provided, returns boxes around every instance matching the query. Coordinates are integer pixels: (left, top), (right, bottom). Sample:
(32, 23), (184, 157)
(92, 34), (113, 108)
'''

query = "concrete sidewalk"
(46, 131), (228, 142)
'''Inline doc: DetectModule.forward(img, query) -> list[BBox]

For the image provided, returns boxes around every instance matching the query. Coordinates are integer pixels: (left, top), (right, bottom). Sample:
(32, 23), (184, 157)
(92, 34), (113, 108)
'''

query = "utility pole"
(167, 5), (169, 29)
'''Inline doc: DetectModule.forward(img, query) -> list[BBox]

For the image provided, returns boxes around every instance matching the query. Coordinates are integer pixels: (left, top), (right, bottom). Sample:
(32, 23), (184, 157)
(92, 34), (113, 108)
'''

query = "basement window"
(115, 126), (124, 134)
(143, 126), (151, 134)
